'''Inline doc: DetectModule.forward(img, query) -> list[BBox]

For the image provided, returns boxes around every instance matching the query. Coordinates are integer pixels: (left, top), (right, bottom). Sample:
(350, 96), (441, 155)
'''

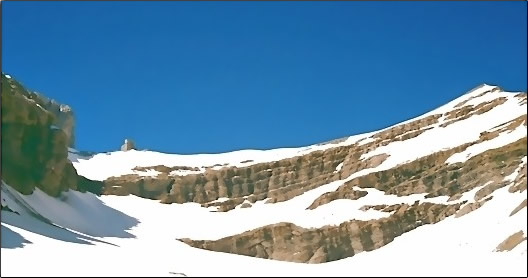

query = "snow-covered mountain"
(1, 73), (526, 276)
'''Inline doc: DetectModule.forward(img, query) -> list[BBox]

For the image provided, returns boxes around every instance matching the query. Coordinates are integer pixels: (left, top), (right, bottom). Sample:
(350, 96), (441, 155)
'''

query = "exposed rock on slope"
(495, 231), (527, 252)
(1, 73), (102, 197)
(103, 147), (388, 211)
(311, 137), (526, 208)
(180, 138), (526, 263)
(1, 74), (75, 147)
(182, 202), (462, 263)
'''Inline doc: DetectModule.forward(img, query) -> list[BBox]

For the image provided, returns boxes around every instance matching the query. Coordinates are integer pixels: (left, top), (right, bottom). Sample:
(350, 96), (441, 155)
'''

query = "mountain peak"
(464, 83), (501, 95)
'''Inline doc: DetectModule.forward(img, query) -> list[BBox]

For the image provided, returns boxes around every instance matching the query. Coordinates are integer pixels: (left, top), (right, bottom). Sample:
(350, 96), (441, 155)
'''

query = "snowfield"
(1, 85), (527, 277)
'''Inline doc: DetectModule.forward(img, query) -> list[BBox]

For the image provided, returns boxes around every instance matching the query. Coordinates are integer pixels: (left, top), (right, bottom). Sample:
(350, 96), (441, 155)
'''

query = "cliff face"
(36, 95), (75, 148)
(1, 75), (75, 147)
(103, 145), (385, 209)
(1, 73), (101, 197)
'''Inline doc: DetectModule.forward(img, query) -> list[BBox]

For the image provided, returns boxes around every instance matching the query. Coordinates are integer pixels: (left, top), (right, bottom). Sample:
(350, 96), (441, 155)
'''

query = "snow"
(420, 84), (499, 117)
(446, 124), (527, 164)
(132, 169), (162, 177)
(35, 103), (46, 111)
(333, 162), (344, 173)
(1, 181), (138, 238)
(50, 125), (60, 130)
(357, 136), (376, 146)
(5, 74), (11, 79)
(66, 148), (93, 163)
(463, 90), (499, 107)
(169, 169), (202, 176)
(461, 181), (492, 202)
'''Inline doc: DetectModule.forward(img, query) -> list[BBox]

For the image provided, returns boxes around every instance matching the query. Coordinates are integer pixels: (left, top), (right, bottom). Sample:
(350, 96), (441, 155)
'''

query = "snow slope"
(1, 84), (527, 277)
(1, 159), (526, 277)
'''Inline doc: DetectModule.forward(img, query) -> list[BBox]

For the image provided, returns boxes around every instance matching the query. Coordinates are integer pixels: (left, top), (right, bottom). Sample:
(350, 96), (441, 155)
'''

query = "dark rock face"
(77, 175), (104, 195)
(37, 96), (75, 148)
(1, 75), (75, 147)
(1, 74), (101, 197)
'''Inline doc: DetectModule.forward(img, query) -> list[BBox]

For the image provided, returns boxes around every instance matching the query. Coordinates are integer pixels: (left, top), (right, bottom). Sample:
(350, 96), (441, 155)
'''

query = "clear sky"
(2, 1), (526, 154)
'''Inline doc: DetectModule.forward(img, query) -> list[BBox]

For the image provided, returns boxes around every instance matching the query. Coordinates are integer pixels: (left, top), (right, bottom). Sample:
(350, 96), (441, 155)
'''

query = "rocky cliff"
(1, 73), (101, 197)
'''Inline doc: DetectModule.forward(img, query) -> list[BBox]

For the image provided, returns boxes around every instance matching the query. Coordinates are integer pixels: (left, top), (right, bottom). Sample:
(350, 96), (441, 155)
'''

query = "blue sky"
(2, 1), (526, 154)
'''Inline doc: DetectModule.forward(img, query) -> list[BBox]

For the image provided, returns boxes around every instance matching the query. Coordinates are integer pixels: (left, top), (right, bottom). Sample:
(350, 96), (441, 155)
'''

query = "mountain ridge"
(1, 73), (526, 276)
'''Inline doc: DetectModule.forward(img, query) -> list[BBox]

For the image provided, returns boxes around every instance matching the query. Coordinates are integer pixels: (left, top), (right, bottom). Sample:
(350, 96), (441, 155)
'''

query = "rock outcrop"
(38, 97), (75, 148)
(181, 202), (462, 263)
(1, 73), (102, 197)
(103, 146), (389, 210)
(510, 199), (527, 217)
(495, 231), (527, 252)
(1, 75), (75, 147)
